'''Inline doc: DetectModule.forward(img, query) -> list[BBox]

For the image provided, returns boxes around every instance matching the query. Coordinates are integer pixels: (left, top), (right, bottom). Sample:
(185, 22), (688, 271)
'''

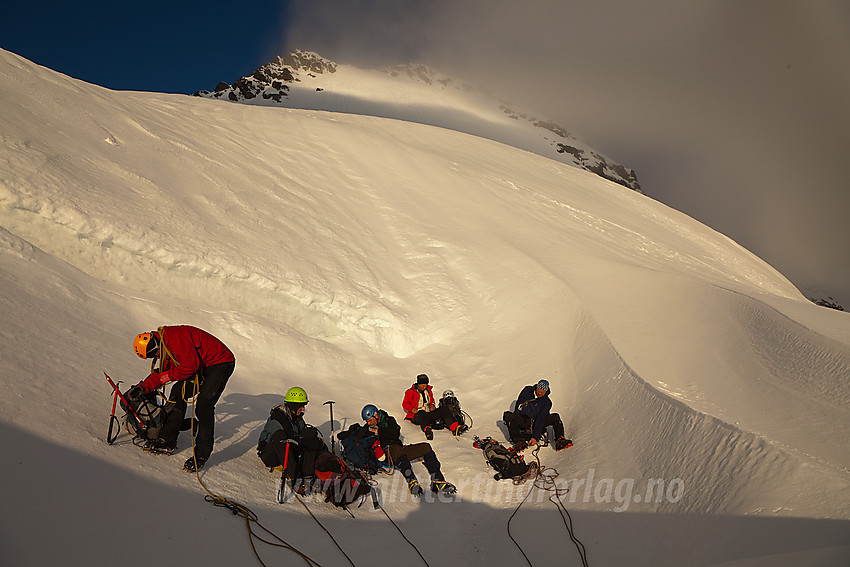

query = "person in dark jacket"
(402, 373), (468, 439)
(130, 325), (235, 472)
(503, 379), (571, 451)
(257, 387), (325, 485)
(359, 404), (456, 496)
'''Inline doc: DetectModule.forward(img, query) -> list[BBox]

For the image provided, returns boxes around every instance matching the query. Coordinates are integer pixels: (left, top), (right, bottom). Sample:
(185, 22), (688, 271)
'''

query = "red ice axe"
(104, 372), (145, 444)
(277, 440), (298, 503)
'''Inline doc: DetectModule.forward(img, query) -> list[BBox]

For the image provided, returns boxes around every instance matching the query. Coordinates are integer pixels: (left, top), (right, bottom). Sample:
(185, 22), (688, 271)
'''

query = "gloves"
(371, 439), (386, 462)
(138, 373), (167, 394)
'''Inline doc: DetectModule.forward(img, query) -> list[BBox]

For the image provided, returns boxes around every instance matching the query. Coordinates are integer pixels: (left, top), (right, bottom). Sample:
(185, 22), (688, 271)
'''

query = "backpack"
(439, 390), (465, 428)
(292, 426), (329, 476)
(339, 424), (381, 474)
(473, 436), (531, 480)
(314, 450), (373, 508)
(120, 387), (165, 440)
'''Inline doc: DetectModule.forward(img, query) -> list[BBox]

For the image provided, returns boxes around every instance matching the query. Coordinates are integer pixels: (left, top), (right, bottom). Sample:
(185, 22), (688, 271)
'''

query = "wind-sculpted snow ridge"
(194, 50), (642, 192)
(560, 267), (850, 476)
(563, 304), (850, 521)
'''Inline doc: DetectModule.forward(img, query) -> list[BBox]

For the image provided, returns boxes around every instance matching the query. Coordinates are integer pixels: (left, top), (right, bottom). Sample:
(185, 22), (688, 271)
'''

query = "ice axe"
(106, 377), (122, 445)
(323, 400), (337, 455)
(277, 439), (298, 504)
(104, 372), (145, 444)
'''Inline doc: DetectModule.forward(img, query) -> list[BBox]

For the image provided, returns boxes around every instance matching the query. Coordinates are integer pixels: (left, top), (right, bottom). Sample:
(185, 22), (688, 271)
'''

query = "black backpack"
(474, 436), (531, 480)
(339, 424), (381, 474)
(439, 390), (466, 428)
(120, 387), (165, 440)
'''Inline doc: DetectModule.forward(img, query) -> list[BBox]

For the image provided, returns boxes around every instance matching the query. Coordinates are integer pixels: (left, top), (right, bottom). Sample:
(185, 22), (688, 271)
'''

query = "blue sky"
(3, 1), (849, 303)
(1, 3), (290, 94)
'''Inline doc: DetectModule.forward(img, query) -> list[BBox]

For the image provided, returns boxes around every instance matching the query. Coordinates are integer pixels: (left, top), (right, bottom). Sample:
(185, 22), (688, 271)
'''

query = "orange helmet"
(133, 332), (158, 359)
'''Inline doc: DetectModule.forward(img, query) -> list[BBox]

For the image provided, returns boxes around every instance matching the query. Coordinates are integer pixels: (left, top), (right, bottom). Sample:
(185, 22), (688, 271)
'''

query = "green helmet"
(284, 386), (308, 403)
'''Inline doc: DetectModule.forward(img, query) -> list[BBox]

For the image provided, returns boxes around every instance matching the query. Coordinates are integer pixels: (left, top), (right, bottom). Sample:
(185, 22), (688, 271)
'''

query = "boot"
(144, 438), (176, 455)
(183, 455), (207, 472)
(424, 426), (433, 440)
(430, 480), (457, 494)
(408, 479), (424, 496)
(554, 437), (573, 451)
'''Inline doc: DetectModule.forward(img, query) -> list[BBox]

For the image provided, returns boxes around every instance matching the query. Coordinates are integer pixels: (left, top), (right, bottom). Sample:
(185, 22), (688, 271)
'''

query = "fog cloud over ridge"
(280, 1), (850, 303)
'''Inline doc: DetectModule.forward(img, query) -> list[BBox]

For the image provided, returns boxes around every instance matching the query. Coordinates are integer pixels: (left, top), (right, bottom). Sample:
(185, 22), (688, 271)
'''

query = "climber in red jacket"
(402, 373), (468, 439)
(131, 325), (235, 472)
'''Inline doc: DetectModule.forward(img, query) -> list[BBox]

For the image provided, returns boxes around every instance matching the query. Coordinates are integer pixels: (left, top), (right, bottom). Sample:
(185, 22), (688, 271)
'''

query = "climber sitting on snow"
(258, 388), (372, 505)
(503, 379), (571, 451)
(257, 386), (334, 493)
(359, 404), (456, 496)
(402, 373), (468, 439)
(257, 387), (315, 482)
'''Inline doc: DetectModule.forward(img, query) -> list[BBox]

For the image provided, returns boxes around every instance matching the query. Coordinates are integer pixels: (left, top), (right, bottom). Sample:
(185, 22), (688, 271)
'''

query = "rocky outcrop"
(193, 50), (335, 103)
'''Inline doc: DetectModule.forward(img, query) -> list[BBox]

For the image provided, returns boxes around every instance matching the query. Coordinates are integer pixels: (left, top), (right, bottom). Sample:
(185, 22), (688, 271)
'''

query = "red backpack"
(314, 450), (372, 508)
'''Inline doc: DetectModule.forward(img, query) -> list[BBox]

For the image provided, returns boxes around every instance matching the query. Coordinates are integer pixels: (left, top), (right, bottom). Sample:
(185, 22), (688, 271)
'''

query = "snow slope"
(194, 50), (642, 192)
(1, 48), (849, 566)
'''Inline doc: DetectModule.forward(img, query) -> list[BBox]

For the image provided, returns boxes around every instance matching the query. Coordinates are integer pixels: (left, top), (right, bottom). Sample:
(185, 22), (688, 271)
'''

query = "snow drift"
(1, 48), (849, 566)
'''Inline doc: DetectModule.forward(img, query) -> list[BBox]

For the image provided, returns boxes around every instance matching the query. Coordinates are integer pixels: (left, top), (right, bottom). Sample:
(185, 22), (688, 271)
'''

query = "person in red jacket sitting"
(130, 325), (235, 472)
(402, 374), (468, 440)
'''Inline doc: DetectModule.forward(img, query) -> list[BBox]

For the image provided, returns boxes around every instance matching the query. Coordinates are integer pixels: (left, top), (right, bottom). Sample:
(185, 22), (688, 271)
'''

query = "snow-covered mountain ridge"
(194, 50), (642, 192)
(2, 48), (850, 566)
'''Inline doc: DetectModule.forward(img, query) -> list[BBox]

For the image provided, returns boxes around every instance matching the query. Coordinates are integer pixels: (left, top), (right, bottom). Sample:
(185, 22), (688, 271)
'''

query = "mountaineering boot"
(430, 480), (457, 495)
(454, 423), (469, 436)
(555, 437), (573, 451)
(183, 455), (207, 472)
(144, 438), (176, 455)
(424, 426), (434, 440)
(512, 439), (528, 452)
(408, 479), (424, 497)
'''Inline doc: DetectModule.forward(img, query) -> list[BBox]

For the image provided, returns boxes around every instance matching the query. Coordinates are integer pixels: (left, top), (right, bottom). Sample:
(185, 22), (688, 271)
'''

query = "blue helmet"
(361, 404), (379, 421)
(536, 379), (550, 392)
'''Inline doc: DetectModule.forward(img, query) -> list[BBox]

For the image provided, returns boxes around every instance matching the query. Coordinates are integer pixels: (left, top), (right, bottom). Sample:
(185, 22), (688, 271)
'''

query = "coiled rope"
(185, 380), (332, 567)
(506, 445), (589, 567)
(184, 384), (433, 567)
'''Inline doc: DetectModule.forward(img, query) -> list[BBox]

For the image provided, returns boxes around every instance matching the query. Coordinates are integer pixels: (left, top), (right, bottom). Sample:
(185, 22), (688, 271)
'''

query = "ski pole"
(323, 400), (336, 455)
